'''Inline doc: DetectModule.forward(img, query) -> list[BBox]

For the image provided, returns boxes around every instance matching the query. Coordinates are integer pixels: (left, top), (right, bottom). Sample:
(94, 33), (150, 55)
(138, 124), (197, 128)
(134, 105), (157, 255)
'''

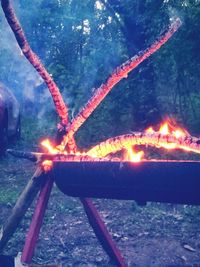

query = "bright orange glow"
(159, 122), (169, 135)
(159, 142), (177, 150)
(145, 127), (155, 134)
(125, 147), (144, 162)
(144, 120), (189, 152)
(39, 119), (196, 167)
(42, 160), (53, 172)
(41, 139), (59, 154)
(172, 129), (186, 138)
(145, 120), (188, 139)
(41, 140), (87, 156)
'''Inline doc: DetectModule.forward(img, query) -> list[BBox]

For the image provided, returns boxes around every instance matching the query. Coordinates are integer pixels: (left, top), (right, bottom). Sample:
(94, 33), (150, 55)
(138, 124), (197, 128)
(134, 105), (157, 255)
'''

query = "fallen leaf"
(183, 244), (196, 252)
(176, 255), (187, 262)
(181, 255), (187, 262)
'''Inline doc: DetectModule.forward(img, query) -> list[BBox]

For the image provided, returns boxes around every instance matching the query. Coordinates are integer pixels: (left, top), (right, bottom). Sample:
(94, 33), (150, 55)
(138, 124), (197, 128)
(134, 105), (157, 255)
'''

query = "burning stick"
(6, 149), (117, 163)
(1, 0), (68, 126)
(61, 18), (182, 151)
(87, 132), (200, 158)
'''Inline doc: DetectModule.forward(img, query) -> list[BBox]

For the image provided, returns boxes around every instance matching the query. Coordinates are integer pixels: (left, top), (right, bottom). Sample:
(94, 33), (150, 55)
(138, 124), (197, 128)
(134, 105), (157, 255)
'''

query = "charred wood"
(6, 149), (115, 162)
(7, 149), (40, 162)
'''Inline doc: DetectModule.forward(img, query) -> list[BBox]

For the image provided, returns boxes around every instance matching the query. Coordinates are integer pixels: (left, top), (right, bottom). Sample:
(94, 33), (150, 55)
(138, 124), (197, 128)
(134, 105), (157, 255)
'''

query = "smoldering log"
(7, 131), (200, 162)
(87, 132), (200, 158)
(6, 149), (116, 162)
(61, 18), (182, 152)
(1, 0), (68, 126)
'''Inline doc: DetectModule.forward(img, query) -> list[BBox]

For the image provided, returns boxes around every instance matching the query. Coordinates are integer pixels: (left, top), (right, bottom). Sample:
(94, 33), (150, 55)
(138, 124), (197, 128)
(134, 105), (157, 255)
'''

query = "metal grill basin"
(53, 161), (200, 205)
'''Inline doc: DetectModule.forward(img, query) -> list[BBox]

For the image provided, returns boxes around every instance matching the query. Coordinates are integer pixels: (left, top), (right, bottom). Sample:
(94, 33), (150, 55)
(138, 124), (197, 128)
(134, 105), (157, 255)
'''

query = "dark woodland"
(0, 1), (200, 266)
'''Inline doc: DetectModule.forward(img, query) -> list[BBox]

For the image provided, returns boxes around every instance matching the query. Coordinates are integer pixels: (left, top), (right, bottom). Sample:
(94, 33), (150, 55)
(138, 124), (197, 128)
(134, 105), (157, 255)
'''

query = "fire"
(41, 139), (60, 154)
(146, 120), (188, 139)
(41, 139), (59, 171)
(159, 122), (169, 135)
(39, 120), (196, 170)
(144, 120), (189, 151)
(125, 147), (144, 162)
(42, 160), (53, 172)
(145, 127), (154, 134)
(173, 129), (186, 138)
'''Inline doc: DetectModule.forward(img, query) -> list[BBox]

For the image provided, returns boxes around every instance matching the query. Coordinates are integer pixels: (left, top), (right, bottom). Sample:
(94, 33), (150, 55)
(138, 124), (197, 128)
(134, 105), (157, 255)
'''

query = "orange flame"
(145, 127), (155, 134)
(41, 139), (60, 154)
(159, 122), (169, 135)
(145, 120), (189, 151)
(40, 119), (193, 168)
(146, 120), (188, 139)
(42, 160), (53, 172)
(125, 147), (144, 162)
(40, 139), (59, 171)
(172, 129), (186, 138)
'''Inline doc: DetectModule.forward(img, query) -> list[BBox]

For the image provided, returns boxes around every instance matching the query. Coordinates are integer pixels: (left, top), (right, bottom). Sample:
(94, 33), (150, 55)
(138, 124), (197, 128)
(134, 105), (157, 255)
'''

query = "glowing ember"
(173, 129), (186, 138)
(40, 139), (87, 160)
(42, 160), (53, 172)
(145, 127), (154, 134)
(145, 120), (188, 139)
(145, 121), (189, 151)
(125, 147), (144, 162)
(41, 139), (60, 154)
(40, 120), (198, 165)
(159, 122), (169, 135)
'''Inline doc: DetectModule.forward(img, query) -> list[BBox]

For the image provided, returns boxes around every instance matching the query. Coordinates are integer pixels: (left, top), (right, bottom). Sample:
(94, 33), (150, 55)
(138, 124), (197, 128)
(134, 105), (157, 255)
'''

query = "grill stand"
(21, 176), (54, 264)
(20, 179), (125, 267)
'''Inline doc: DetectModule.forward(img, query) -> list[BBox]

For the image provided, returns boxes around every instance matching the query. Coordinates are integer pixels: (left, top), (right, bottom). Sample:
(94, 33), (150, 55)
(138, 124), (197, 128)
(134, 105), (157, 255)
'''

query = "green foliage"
(0, 188), (19, 205)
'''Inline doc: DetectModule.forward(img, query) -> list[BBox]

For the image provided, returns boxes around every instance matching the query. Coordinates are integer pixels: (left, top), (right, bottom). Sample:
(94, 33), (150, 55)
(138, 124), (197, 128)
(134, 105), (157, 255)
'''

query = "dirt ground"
(1, 151), (200, 267)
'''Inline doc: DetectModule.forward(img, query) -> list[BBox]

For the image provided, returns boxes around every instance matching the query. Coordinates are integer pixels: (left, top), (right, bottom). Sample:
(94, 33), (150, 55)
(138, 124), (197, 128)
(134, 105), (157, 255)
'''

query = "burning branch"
(87, 132), (200, 158)
(1, 0), (68, 126)
(6, 149), (116, 163)
(61, 18), (182, 151)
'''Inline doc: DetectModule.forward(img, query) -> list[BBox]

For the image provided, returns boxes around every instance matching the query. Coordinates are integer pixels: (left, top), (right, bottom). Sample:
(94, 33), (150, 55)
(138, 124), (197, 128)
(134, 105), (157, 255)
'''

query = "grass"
(0, 188), (19, 205)
(12, 112), (57, 151)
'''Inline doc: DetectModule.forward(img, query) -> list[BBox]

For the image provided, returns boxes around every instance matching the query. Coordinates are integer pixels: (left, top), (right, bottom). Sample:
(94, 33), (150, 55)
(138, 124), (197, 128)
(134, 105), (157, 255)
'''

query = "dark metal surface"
(53, 161), (200, 205)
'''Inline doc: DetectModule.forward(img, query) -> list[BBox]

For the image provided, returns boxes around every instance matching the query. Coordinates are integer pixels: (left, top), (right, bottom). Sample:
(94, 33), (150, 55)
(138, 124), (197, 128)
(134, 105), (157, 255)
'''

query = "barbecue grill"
(1, 2), (199, 266)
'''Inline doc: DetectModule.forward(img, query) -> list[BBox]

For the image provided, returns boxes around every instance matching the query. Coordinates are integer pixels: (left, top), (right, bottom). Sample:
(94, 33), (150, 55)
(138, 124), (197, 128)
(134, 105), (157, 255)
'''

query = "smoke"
(0, 6), (54, 124)
(169, 8), (184, 24)
(0, 1), (125, 131)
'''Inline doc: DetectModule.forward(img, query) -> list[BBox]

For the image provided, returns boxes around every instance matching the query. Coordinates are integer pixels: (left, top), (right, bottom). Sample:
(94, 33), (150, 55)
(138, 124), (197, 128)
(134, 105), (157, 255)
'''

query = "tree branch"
(62, 18), (182, 152)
